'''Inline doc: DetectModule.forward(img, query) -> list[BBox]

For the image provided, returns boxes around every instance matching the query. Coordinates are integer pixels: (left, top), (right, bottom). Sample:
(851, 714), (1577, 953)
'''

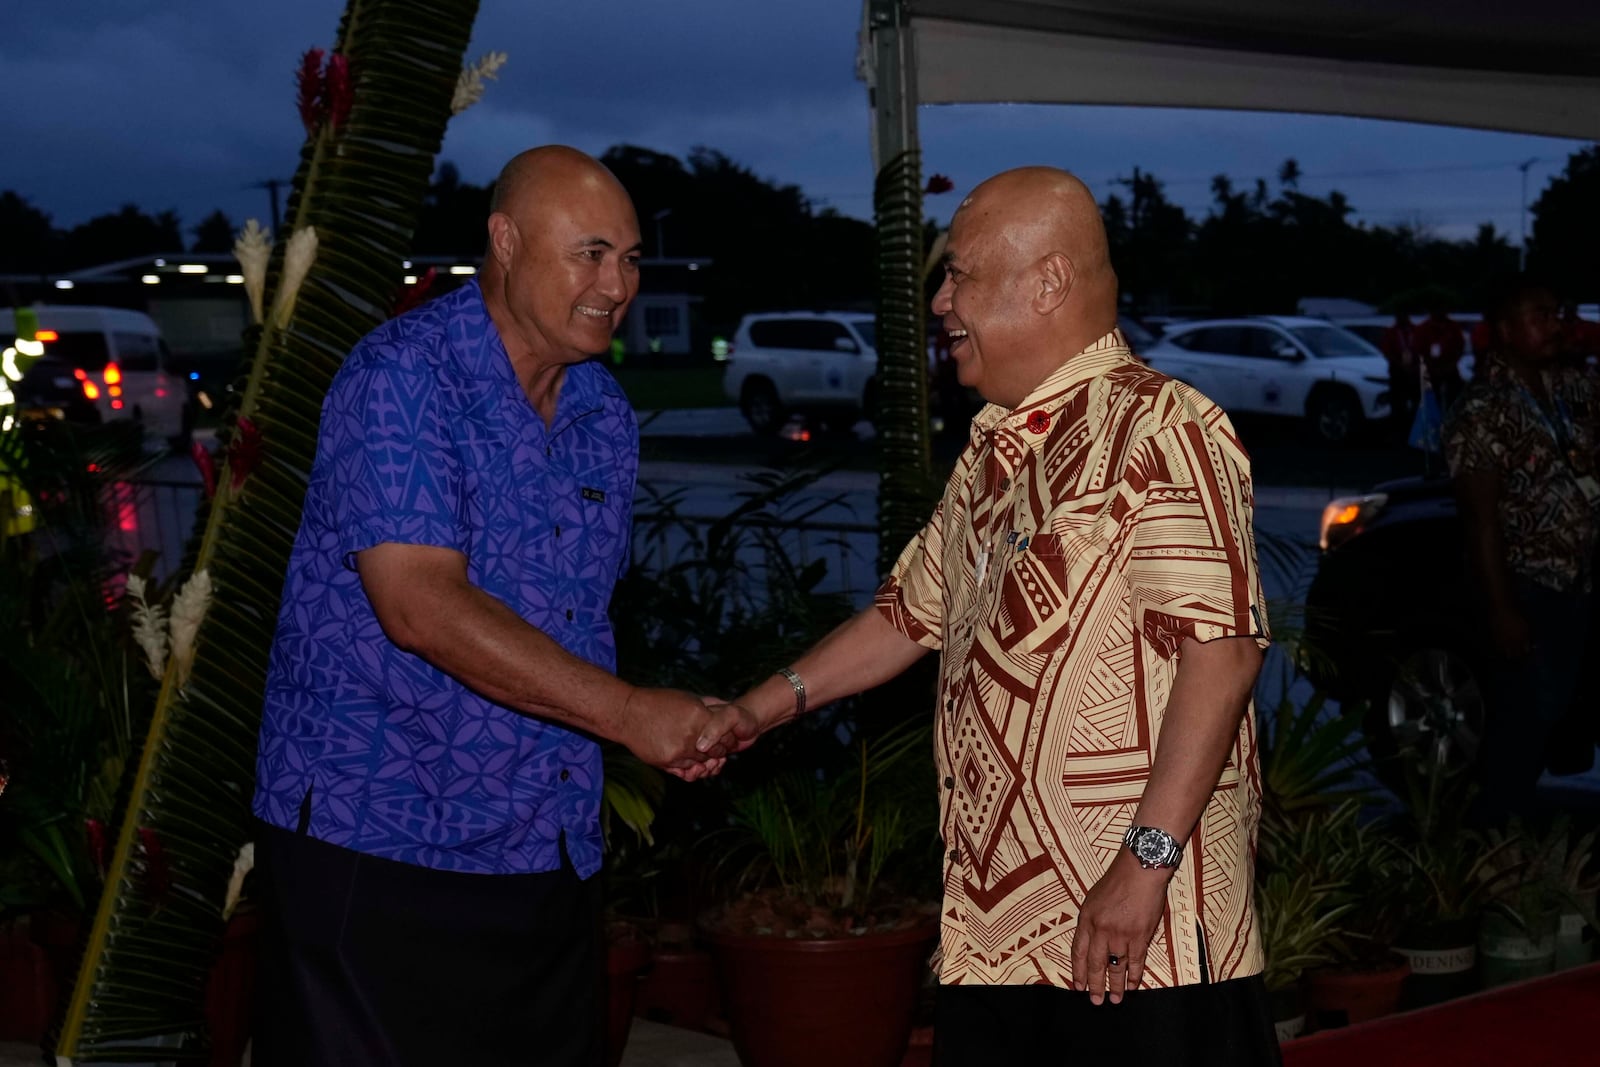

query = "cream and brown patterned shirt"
(876, 330), (1270, 989)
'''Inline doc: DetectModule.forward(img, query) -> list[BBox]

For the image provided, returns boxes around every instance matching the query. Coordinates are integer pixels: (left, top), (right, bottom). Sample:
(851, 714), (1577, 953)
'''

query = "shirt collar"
(971, 328), (1136, 453)
(444, 279), (612, 431)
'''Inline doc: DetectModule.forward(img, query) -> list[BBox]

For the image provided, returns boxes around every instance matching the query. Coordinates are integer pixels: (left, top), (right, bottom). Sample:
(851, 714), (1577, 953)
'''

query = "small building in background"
(0, 252), (714, 371)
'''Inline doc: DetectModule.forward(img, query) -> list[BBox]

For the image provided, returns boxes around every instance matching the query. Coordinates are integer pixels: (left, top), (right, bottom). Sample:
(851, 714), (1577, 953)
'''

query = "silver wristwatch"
(1123, 825), (1183, 870)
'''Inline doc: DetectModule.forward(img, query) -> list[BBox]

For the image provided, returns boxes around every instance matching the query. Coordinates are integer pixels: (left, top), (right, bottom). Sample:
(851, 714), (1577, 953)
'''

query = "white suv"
(722, 312), (878, 434)
(1, 306), (191, 447)
(1140, 316), (1391, 444)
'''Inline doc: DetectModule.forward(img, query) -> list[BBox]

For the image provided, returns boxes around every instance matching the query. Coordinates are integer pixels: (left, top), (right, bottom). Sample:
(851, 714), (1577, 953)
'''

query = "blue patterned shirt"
(253, 280), (638, 877)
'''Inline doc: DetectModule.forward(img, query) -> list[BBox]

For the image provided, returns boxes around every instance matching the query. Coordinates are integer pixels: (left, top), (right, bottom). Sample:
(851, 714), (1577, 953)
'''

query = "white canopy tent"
(860, 0), (1600, 169)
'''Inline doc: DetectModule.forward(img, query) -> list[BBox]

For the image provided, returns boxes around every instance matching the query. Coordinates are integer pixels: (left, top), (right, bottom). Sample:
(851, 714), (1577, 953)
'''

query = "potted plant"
(698, 715), (941, 1067)
(1389, 764), (1519, 1009)
(1256, 871), (1353, 1040)
(1553, 825), (1600, 970)
(1292, 802), (1412, 1029)
(1478, 819), (1600, 987)
(0, 421), (162, 1042)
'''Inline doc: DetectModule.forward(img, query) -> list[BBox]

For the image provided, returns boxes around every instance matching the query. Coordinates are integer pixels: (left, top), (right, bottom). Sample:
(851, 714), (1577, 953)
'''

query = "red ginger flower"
(325, 53), (354, 130)
(296, 48), (326, 135)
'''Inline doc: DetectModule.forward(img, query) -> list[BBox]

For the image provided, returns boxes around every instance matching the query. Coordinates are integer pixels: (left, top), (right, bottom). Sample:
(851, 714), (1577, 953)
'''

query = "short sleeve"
(320, 353), (468, 569)
(1123, 422), (1270, 659)
(1443, 397), (1501, 479)
(874, 498), (948, 650)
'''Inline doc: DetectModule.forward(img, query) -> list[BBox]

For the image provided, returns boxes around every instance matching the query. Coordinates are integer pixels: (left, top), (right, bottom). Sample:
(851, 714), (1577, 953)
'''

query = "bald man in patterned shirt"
(726, 168), (1279, 1065)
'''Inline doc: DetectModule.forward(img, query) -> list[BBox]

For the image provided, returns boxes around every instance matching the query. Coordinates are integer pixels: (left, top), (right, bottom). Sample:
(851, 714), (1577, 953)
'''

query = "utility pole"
(1518, 158), (1537, 272)
(652, 208), (672, 259)
(252, 179), (286, 234)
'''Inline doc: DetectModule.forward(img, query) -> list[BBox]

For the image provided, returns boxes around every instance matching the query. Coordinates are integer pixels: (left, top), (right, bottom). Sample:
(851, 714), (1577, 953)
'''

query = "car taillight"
(82, 379), (101, 400)
(1319, 493), (1388, 552)
(103, 362), (122, 386)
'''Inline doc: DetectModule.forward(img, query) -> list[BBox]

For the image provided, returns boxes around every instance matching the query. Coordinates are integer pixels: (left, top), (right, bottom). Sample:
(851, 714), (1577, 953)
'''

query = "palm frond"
(55, 3), (481, 1058)
(873, 151), (938, 576)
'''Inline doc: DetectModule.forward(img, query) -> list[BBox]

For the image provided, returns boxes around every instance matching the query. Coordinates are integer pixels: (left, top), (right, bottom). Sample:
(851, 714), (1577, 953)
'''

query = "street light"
(653, 208), (672, 259)
(1518, 157), (1538, 271)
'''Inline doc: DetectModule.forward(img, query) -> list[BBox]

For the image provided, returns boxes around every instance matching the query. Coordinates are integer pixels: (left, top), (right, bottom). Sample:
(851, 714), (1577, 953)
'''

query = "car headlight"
(1319, 492), (1388, 551)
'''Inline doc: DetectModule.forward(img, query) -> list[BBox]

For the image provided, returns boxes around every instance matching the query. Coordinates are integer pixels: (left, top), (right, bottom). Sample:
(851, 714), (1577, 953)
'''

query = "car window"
(113, 331), (162, 372)
(748, 319), (859, 352)
(43, 330), (110, 370)
(1290, 324), (1382, 358)
(850, 320), (876, 350)
(1241, 327), (1299, 360)
(1177, 327), (1245, 355)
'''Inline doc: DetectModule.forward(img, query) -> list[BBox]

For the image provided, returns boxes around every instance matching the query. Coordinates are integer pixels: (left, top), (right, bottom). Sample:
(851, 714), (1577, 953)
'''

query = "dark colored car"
(1302, 475), (1485, 777)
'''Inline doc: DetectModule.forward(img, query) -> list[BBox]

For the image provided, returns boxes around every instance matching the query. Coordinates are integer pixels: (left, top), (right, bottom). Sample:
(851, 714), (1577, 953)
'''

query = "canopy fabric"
(884, 1), (1600, 138)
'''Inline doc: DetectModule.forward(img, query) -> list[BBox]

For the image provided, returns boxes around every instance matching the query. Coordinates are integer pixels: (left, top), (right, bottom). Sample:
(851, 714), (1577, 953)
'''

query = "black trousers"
(252, 819), (601, 1067)
(934, 976), (1282, 1067)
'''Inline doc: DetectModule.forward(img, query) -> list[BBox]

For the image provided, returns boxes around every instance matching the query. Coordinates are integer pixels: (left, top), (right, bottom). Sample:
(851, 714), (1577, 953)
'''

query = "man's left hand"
(1070, 849), (1171, 1005)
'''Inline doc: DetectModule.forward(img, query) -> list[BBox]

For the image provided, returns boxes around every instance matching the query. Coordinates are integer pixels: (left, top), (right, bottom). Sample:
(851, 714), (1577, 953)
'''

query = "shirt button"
(945, 698), (954, 712)
(554, 525), (562, 537)
(559, 769), (571, 782)
(1000, 477), (1011, 490)
(949, 848), (961, 864)
(566, 609), (574, 621)
(944, 776), (955, 790)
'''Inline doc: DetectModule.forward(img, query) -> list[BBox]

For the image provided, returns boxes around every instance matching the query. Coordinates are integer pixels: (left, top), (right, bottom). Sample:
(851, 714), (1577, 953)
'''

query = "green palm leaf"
(54, 2), (481, 1058)
(873, 151), (939, 575)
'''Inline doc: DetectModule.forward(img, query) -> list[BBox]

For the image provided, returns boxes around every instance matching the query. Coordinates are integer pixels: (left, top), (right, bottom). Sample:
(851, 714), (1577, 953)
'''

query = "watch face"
(1139, 831), (1164, 870)
(1133, 830), (1169, 865)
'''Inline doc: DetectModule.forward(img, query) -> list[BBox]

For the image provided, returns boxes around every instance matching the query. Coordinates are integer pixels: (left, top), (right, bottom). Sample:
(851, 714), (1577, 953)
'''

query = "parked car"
(1140, 316), (1391, 444)
(0, 306), (191, 448)
(1302, 476), (1485, 781)
(722, 311), (878, 434)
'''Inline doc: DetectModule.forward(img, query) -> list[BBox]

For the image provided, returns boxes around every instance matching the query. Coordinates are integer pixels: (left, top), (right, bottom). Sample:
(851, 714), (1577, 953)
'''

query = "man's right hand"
(620, 687), (745, 781)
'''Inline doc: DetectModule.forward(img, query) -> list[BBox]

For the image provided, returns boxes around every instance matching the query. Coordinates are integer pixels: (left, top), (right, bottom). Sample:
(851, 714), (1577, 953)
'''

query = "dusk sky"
(4, 0), (1590, 246)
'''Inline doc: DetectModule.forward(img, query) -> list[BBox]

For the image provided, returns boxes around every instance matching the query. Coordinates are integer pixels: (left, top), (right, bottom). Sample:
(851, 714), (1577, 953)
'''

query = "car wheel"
(740, 379), (782, 436)
(1307, 387), (1362, 445)
(1365, 644), (1486, 785)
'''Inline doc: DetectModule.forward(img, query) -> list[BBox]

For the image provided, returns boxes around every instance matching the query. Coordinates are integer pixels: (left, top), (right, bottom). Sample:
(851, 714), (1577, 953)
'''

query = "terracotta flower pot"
(205, 910), (262, 1067)
(1305, 954), (1410, 1029)
(707, 921), (937, 1067)
(635, 941), (719, 1032)
(0, 919), (54, 1041)
(605, 935), (650, 1067)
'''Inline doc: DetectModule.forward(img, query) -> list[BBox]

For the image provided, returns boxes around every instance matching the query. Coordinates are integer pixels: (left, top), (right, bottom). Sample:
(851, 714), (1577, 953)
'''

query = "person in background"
(1444, 278), (1600, 825)
(1380, 309), (1419, 432)
(1413, 303), (1467, 412)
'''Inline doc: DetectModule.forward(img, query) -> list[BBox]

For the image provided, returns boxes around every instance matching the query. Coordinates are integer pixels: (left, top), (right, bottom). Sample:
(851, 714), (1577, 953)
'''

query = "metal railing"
(97, 479), (880, 601)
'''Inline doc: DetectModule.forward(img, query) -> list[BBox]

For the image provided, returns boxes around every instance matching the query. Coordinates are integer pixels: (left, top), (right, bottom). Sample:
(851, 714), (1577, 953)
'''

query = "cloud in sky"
(1, 0), (1587, 246)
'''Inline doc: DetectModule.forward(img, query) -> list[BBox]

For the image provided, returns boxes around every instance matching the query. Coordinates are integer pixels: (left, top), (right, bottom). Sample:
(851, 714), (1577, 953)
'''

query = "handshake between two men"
(617, 687), (766, 782)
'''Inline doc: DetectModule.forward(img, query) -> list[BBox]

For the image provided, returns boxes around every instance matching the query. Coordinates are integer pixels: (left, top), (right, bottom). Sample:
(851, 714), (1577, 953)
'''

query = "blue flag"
(1409, 387), (1443, 453)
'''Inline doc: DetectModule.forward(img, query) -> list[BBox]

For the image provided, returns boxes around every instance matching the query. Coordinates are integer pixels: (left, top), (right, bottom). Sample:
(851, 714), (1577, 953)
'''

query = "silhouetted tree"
(191, 209), (236, 253)
(0, 192), (57, 273)
(59, 204), (182, 269)
(1528, 146), (1600, 300)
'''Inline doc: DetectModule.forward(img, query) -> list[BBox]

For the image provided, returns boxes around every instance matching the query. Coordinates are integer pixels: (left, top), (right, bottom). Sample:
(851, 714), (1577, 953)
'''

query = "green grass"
(609, 363), (730, 411)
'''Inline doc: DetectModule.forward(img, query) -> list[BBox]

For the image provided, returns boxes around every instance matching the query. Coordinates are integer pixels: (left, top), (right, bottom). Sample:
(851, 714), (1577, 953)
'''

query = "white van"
(1, 305), (190, 444)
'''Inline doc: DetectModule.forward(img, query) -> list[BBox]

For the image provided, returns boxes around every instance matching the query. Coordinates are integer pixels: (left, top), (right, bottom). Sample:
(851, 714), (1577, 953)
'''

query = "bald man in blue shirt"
(252, 146), (752, 1065)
